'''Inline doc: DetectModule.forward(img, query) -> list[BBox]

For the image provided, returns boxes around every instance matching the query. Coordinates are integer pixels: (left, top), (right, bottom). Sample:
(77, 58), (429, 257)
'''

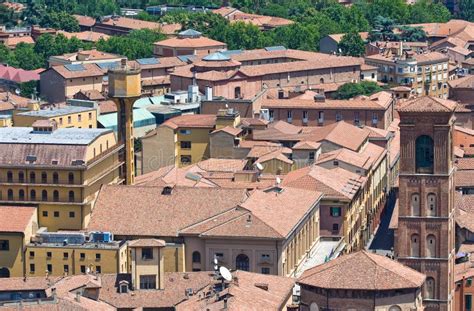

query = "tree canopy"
(334, 81), (383, 99)
(338, 30), (366, 57)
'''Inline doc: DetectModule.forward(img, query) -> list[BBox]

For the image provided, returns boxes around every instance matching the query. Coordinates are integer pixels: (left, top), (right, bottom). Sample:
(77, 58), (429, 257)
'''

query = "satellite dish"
(15, 88), (20, 95)
(255, 162), (264, 171)
(213, 257), (218, 265)
(276, 177), (281, 185)
(219, 266), (233, 282)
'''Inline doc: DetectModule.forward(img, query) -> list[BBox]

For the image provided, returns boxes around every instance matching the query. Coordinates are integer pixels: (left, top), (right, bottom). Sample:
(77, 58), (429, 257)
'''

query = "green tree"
(338, 30), (366, 56)
(369, 16), (400, 41)
(335, 81), (382, 99)
(9, 43), (43, 70)
(457, 0), (474, 21)
(39, 11), (80, 32)
(399, 26), (426, 42)
(19, 81), (39, 98)
(409, 0), (451, 23)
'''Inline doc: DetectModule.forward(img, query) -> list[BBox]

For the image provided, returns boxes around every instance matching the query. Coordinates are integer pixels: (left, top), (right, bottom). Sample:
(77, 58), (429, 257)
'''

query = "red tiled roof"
(154, 36), (226, 48)
(161, 114), (216, 129)
(0, 206), (36, 233)
(298, 250), (425, 290)
(398, 96), (457, 113)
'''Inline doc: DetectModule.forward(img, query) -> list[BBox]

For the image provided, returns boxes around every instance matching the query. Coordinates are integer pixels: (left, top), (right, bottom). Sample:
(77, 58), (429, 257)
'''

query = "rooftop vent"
(162, 186), (173, 195)
(72, 160), (85, 166)
(313, 94), (326, 102)
(254, 283), (269, 291)
(26, 155), (37, 163)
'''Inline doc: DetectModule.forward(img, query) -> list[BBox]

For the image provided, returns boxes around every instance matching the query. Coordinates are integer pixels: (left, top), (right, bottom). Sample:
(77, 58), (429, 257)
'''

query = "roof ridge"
(299, 253), (354, 282)
(364, 251), (419, 288)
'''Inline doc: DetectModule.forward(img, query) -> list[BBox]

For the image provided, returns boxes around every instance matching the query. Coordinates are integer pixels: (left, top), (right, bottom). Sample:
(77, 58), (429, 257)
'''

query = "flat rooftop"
(28, 240), (125, 249)
(0, 127), (112, 145)
(16, 106), (95, 118)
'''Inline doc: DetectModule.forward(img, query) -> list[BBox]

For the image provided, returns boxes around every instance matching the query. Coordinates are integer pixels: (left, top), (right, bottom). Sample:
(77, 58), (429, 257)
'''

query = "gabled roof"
(0, 206), (36, 233)
(292, 141), (321, 150)
(298, 251), (425, 290)
(398, 96), (457, 113)
(448, 75), (474, 88)
(161, 114), (216, 129)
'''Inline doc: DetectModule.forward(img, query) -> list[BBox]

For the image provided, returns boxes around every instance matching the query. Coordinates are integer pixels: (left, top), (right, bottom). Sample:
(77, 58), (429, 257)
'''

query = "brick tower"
(394, 97), (456, 311)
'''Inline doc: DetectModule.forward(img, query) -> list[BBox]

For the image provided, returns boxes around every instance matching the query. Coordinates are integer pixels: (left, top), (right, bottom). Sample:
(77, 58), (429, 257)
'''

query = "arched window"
(236, 254), (249, 271)
(427, 193), (437, 217)
(389, 306), (402, 311)
(68, 172), (74, 185)
(410, 234), (420, 257)
(234, 87), (241, 99)
(18, 171), (24, 183)
(6, 171), (12, 182)
(30, 190), (36, 201)
(426, 234), (436, 257)
(320, 78), (324, 84)
(53, 190), (59, 202)
(7, 189), (13, 200)
(425, 277), (435, 299)
(411, 193), (420, 216)
(192, 251), (201, 264)
(19, 189), (25, 200)
(68, 191), (75, 203)
(310, 302), (320, 311)
(41, 172), (47, 183)
(53, 172), (59, 184)
(415, 135), (434, 173)
(42, 190), (48, 201)
(30, 172), (36, 183)
(0, 267), (10, 278)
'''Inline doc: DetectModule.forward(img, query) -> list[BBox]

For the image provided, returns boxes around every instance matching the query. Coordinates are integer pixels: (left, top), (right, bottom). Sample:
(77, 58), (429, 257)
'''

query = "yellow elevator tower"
(108, 60), (141, 185)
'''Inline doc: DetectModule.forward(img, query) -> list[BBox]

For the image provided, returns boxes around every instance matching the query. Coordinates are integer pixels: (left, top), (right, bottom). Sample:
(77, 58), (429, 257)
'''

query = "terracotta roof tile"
(128, 239), (166, 248)
(211, 126), (242, 136)
(298, 250), (425, 290)
(154, 36), (226, 48)
(161, 114), (216, 129)
(73, 15), (96, 27)
(48, 64), (104, 79)
(0, 206), (36, 233)
(449, 75), (474, 88)
(87, 186), (248, 237)
(398, 96), (457, 112)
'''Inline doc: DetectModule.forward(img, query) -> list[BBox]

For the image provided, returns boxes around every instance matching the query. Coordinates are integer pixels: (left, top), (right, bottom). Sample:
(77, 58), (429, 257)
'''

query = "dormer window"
(119, 281), (129, 293)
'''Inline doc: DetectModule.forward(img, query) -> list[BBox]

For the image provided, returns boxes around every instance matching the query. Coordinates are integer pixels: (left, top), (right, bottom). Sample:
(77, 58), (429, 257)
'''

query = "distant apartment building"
(0, 123), (122, 231)
(171, 48), (365, 100)
(261, 90), (395, 129)
(153, 29), (227, 57)
(93, 16), (181, 36)
(40, 64), (104, 103)
(13, 106), (97, 129)
(365, 50), (450, 98)
(213, 7), (294, 30)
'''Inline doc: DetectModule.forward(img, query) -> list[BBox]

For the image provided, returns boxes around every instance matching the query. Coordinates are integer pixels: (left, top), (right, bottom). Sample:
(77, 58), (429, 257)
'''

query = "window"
(19, 189), (25, 200)
(332, 224), (339, 232)
(54, 211), (59, 218)
(63, 252), (69, 259)
(64, 265), (69, 273)
(41, 172), (47, 183)
(80, 253), (85, 260)
(142, 248), (153, 260)
(0, 240), (9, 251)
(30, 264), (35, 273)
(333, 161), (339, 166)
(354, 112), (360, 124)
(320, 78), (324, 84)
(68, 191), (75, 202)
(59, 118), (63, 125)
(42, 210), (48, 217)
(410, 234), (420, 257)
(42, 190), (48, 201)
(336, 111), (342, 122)
(18, 171), (24, 183)
(234, 86), (241, 99)
(303, 110), (308, 120)
(88, 112), (92, 120)
(53, 190), (59, 202)
(427, 193), (436, 217)
(426, 235), (436, 257)
(69, 211), (75, 218)
(236, 254), (250, 271)
(261, 267), (270, 274)
(179, 129), (191, 135)
(192, 251), (201, 264)
(80, 265), (86, 273)
(372, 112), (378, 125)
(95, 253), (101, 260)
(287, 110), (292, 120)
(30, 172), (35, 183)
(180, 141), (192, 149)
(140, 275), (157, 289)
(269, 110), (274, 119)
(180, 155), (192, 165)
(6, 171), (12, 182)
(68, 116), (71, 124)
(466, 295), (472, 311)
(47, 252), (52, 259)
(425, 277), (435, 299)
(68, 172), (74, 184)
(29, 251), (34, 258)
(415, 135), (434, 173)
(78, 114), (82, 122)
(47, 264), (52, 273)
(330, 207), (341, 217)
(318, 111), (324, 123)
(96, 266), (101, 273)
(53, 172), (59, 184)
(7, 189), (13, 200)
(411, 193), (420, 216)
(309, 152), (315, 161)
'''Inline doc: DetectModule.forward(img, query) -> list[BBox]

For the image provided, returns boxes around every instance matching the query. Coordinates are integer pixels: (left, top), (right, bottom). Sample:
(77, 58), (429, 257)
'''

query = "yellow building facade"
(13, 106), (97, 129)
(0, 125), (122, 231)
